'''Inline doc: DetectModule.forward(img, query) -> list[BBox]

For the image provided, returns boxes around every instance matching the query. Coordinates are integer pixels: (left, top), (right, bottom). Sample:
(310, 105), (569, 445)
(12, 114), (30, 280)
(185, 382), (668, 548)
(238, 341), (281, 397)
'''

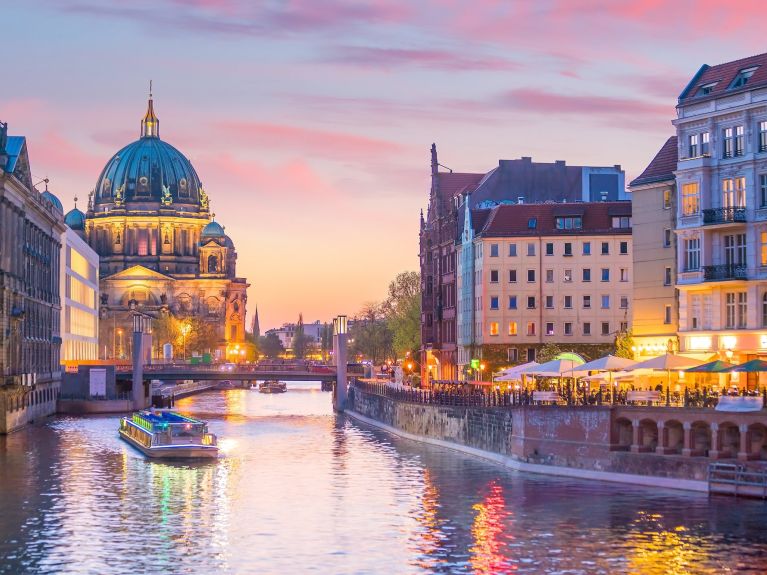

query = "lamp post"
(180, 322), (191, 361)
(117, 328), (123, 359)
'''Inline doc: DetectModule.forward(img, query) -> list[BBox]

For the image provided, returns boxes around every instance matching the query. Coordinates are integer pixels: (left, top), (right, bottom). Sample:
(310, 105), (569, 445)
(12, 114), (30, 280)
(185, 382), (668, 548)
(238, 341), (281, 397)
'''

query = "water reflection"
(1, 384), (766, 574)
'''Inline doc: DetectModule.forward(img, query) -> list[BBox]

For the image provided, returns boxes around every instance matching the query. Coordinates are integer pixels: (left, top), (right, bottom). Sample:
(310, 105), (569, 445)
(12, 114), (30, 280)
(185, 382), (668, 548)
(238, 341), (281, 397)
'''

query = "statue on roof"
(161, 184), (172, 206)
(199, 186), (209, 210)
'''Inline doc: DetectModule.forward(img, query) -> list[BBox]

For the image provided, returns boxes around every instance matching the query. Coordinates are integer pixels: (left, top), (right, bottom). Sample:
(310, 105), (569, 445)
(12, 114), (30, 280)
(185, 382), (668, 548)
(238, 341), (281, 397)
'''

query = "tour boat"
(119, 410), (219, 458)
(258, 380), (287, 394)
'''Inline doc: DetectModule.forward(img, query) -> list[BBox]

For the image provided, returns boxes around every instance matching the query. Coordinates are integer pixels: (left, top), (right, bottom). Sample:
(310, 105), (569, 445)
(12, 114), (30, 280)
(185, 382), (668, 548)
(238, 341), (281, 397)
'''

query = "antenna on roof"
(438, 163), (453, 173)
(74, 195), (78, 209)
(149, 79), (153, 99)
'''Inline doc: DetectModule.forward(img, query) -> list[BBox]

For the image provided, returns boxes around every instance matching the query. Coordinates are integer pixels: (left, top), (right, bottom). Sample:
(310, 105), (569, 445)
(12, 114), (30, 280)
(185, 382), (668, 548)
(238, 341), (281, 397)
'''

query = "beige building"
(457, 201), (632, 374)
(60, 226), (99, 363)
(629, 137), (679, 359)
(672, 53), (767, 369)
(0, 124), (67, 433)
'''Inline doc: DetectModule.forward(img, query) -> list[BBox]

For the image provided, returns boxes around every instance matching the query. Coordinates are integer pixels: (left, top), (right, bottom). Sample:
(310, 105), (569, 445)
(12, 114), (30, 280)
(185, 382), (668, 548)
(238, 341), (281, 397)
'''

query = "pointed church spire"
(251, 305), (260, 338)
(141, 81), (160, 138)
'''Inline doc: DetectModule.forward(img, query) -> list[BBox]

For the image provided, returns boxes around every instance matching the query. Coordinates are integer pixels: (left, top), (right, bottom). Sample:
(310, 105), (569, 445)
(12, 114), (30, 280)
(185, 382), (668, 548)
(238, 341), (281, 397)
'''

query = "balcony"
(703, 264), (747, 281)
(702, 207), (746, 225)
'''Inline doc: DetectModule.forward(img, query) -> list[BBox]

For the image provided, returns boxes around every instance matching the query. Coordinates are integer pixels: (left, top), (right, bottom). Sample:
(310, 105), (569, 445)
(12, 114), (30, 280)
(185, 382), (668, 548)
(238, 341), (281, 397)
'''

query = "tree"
(349, 303), (393, 365)
(292, 313), (309, 359)
(614, 329), (635, 359)
(260, 333), (285, 359)
(537, 343), (563, 363)
(383, 271), (421, 360)
(320, 322), (333, 362)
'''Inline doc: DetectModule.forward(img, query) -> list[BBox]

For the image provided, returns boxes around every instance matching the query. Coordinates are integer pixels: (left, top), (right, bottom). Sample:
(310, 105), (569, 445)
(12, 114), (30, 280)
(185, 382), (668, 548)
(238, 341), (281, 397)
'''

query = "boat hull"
(119, 429), (219, 459)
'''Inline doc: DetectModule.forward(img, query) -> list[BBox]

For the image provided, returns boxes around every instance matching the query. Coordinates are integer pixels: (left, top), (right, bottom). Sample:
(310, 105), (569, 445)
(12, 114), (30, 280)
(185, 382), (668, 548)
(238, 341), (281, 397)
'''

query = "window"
(545, 295), (554, 309)
(663, 228), (672, 248)
(583, 295), (591, 309)
(507, 348), (519, 362)
(682, 182), (700, 215)
(723, 127), (734, 158)
(508, 296), (517, 309)
(738, 292), (747, 328)
(730, 66), (758, 89)
(527, 269), (536, 283)
(762, 232), (767, 266)
(620, 296), (629, 309)
(620, 268), (628, 282)
(722, 177), (746, 208)
(527, 296), (536, 309)
(763, 294), (767, 327)
(527, 243), (536, 256)
(490, 244), (499, 257)
(489, 322), (499, 336)
(664, 304), (672, 325)
(564, 242), (573, 256)
(612, 217), (631, 229)
(583, 322), (591, 336)
(564, 322), (573, 336)
(555, 216), (582, 229)
(664, 266), (672, 286)
(684, 237), (700, 271)
(697, 83), (717, 97)
(760, 121), (767, 153)
(702, 132), (710, 155)
(601, 322), (610, 336)
(508, 322), (518, 336)
(545, 322), (555, 336)
(583, 242), (591, 255)
(601, 242), (609, 255)
(735, 126), (745, 156)
(526, 347), (536, 362)
(724, 234), (746, 266)
(490, 296), (499, 310)
(724, 292), (747, 329)
(583, 268), (591, 282)
(688, 133), (698, 158)
(545, 269), (554, 283)
(490, 270), (499, 283)
(663, 188), (672, 209)
(545, 243), (554, 256)
(601, 268), (610, 282)
(509, 243), (517, 257)
(526, 322), (536, 336)
(601, 295), (610, 309)
(509, 269), (517, 283)
(563, 269), (572, 282)
(564, 295), (572, 309)
(527, 218), (537, 229)
(761, 174), (767, 207)
(620, 241), (628, 255)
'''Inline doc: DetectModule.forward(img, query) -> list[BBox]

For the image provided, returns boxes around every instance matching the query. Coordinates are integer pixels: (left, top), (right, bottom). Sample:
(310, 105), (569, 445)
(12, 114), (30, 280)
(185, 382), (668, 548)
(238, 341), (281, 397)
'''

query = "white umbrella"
(563, 354), (636, 376)
(626, 353), (708, 404)
(520, 358), (585, 377)
(494, 361), (539, 381)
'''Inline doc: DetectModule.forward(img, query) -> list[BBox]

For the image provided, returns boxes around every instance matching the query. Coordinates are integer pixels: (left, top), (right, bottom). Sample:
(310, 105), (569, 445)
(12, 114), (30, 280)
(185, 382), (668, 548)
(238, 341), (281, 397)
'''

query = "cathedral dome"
(64, 207), (86, 230)
(41, 190), (63, 212)
(201, 220), (226, 239)
(92, 98), (207, 211)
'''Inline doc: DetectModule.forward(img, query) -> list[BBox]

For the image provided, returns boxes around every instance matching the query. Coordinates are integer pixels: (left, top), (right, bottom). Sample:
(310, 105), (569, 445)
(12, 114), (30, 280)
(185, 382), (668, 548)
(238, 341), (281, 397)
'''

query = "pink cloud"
(321, 46), (519, 71)
(27, 131), (105, 178)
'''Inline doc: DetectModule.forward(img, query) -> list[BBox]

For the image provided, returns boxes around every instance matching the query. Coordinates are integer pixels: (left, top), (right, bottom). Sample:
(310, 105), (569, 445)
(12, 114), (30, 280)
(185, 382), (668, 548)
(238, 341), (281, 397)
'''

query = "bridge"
(115, 363), (366, 384)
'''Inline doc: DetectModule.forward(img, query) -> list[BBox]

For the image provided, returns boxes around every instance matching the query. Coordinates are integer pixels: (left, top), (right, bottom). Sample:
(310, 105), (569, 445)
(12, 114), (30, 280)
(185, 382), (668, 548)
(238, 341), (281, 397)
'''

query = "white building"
(674, 53), (767, 372)
(60, 226), (99, 362)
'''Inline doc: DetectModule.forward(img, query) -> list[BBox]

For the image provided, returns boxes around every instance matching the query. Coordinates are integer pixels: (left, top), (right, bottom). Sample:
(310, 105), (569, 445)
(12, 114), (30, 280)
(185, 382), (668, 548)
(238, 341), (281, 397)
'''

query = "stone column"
(738, 423), (751, 461)
(708, 423), (720, 459)
(682, 421), (693, 457)
(655, 420), (667, 454)
(630, 419), (642, 453)
(333, 315), (348, 413)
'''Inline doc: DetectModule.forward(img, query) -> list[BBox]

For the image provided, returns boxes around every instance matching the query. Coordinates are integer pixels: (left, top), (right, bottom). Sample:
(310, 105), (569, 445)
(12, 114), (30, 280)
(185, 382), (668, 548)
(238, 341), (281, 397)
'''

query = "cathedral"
(64, 96), (249, 359)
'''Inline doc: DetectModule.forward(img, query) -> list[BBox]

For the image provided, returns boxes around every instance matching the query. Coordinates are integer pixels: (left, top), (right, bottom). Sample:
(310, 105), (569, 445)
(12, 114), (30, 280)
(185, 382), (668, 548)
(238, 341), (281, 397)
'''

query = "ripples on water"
(1, 382), (767, 574)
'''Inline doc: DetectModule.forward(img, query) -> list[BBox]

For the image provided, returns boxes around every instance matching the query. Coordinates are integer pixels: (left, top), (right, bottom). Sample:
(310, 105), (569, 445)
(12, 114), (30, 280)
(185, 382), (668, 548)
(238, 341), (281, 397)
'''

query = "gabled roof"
(679, 52), (767, 103)
(478, 202), (631, 238)
(630, 136), (678, 187)
(437, 172), (484, 199)
(3, 136), (26, 174)
(103, 264), (175, 281)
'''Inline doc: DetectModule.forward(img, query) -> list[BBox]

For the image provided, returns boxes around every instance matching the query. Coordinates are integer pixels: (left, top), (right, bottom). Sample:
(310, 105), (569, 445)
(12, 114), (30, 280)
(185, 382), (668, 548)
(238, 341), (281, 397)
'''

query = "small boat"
(119, 410), (218, 458)
(258, 380), (287, 394)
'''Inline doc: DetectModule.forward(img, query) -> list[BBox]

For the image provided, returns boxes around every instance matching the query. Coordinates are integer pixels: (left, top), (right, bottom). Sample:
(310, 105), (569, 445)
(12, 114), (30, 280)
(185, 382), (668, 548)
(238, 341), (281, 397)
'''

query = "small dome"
(41, 190), (63, 212)
(65, 208), (86, 230)
(201, 221), (225, 238)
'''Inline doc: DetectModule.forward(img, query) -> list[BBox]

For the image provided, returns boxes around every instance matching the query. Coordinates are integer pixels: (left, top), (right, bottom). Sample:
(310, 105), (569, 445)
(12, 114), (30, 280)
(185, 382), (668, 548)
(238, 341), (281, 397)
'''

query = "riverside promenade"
(347, 380), (767, 492)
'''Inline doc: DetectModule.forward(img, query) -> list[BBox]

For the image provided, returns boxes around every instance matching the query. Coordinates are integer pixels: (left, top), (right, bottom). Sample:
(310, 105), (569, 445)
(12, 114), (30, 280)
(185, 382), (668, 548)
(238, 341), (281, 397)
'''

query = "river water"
(1, 382), (767, 575)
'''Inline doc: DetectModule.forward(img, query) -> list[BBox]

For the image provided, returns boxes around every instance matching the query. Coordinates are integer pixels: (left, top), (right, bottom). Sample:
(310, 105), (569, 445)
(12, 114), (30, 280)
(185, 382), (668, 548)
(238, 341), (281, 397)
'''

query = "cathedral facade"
(64, 97), (249, 359)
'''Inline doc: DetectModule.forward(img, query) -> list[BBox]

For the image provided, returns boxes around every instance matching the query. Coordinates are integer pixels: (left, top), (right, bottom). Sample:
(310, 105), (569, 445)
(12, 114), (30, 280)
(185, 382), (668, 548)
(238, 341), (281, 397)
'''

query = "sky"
(2, 0), (767, 331)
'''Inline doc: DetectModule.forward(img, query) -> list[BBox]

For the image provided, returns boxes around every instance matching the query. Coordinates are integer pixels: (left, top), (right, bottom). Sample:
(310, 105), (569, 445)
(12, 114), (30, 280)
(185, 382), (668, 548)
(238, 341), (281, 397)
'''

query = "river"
(1, 382), (766, 574)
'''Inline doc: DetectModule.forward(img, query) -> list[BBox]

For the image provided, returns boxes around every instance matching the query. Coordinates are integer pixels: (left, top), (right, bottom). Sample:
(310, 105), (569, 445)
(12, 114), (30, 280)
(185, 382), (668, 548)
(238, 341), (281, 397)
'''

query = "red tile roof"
(437, 172), (484, 199)
(680, 52), (767, 103)
(629, 136), (678, 187)
(477, 202), (631, 237)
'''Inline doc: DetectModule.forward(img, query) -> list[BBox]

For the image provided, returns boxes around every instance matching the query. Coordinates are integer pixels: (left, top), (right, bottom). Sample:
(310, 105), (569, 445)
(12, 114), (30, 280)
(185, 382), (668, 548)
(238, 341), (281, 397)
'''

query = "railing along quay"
(709, 463), (767, 498)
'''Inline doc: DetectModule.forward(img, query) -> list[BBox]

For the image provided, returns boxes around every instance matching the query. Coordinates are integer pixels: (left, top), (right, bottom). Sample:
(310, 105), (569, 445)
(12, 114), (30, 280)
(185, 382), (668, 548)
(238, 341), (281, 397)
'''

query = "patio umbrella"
(563, 355), (637, 402)
(725, 359), (767, 372)
(627, 353), (708, 405)
(685, 360), (734, 373)
(494, 361), (539, 382)
(519, 358), (585, 377)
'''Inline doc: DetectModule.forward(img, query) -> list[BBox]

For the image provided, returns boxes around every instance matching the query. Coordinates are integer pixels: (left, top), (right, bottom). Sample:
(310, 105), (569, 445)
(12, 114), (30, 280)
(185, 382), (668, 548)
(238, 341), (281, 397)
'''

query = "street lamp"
(180, 322), (192, 361)
(479, 362), (486, 382)
(117, 328), (123, 359)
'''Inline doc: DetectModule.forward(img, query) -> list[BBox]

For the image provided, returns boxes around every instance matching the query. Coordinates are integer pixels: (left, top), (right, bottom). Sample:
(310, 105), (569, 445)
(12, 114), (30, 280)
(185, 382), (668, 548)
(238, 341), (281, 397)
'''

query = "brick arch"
(718, 422), (741, 458)
(639, 418), (658, 451)
(664, 419), (684, 454)
(614, 417), (632, 449)
(690, 421), (712, 456)
(748, 423), (767, 460)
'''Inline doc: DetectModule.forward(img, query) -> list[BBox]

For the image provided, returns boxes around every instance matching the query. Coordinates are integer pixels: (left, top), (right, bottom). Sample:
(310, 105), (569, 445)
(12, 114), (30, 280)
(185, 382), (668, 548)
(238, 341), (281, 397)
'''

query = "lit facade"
(72, 97), (249, 359)
(0, 123), (66, 433)
(456, 201), (632, 376)
(629, 137), (679, 359)
(60, 227), (99, 362)
(673, 53), (767, 367)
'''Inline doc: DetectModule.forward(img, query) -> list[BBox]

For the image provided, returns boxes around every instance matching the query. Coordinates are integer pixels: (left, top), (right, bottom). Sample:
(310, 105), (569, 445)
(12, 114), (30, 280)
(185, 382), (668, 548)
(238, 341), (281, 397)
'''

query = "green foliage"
(259, 333), (285, 359)
(349, 303), (393, 364)
(537, 343), (563, 363)
(614, 329), (635, 359)
(319, 323), (333, 361)
(292, 313), (309, 359)
(382, 271), (421, 360)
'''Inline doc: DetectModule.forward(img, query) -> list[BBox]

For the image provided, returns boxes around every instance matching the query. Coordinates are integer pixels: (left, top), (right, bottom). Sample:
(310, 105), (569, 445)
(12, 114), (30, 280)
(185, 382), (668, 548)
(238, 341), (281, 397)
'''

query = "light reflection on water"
(1, 382), (767, 574)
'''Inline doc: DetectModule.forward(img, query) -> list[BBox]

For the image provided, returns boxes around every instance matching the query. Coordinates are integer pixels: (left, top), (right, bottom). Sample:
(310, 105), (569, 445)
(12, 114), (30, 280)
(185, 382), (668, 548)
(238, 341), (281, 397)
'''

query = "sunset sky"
(3, 1), (766, 330)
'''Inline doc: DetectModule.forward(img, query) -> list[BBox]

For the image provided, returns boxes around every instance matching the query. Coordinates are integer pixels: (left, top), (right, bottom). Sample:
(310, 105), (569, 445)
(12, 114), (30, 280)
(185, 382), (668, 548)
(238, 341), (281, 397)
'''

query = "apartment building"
(456, 200), (632, 375)
(673, 53), (767, 364)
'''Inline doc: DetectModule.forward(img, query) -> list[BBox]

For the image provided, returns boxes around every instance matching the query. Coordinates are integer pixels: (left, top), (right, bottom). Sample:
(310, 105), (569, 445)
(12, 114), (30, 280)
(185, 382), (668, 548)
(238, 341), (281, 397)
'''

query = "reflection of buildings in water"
(408, 467), (451, 572)
(470, 480), (513, 575)
(625, 511), (709, 575)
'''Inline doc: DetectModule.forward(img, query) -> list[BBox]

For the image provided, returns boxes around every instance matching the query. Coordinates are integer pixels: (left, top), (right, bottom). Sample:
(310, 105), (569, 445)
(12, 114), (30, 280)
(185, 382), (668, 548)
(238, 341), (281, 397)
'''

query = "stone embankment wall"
(349, 386), (713, 483)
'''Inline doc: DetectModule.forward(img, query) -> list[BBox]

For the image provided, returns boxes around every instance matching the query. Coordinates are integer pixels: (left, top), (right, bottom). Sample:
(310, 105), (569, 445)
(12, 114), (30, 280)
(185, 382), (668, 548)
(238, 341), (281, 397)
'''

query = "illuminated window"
(663, 188), (672, 209)
(69, 247), (95, 282)
(681, 183), (700, 215)
(489, 322), (499, 336)
(67, 276), (95, 308)
(761, 232), (767, 266)
(508, 321), (518, 336)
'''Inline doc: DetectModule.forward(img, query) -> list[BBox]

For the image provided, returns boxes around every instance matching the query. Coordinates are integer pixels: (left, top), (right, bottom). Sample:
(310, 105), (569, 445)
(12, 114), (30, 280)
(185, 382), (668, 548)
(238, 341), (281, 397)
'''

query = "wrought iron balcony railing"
(702, 207), (746, 225)
(703, 264), (747, 281)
